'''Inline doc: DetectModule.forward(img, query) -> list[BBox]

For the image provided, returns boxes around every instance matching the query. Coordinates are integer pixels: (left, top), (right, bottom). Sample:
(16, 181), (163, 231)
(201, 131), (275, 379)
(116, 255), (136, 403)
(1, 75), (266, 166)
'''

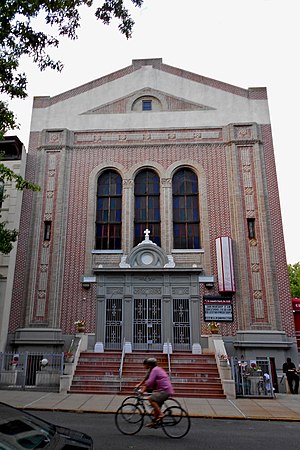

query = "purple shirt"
(146, 366), (174, 394)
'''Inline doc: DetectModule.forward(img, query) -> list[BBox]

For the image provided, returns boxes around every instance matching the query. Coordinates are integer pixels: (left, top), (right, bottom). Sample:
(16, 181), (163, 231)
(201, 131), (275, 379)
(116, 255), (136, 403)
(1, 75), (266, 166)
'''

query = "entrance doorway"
(105, 297), (122, 349)
(173, 298), (191, 351)
(133, 298), (162, 350)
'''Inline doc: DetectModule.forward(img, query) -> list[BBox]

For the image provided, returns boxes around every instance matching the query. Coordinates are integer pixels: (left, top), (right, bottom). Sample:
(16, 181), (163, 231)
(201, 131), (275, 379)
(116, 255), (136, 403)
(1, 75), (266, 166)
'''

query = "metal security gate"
(105, 298), (123, 349)
(173, 298), (191, 351)
(0, 352), (63, 391)
(232, 357), (275, 398)
(133, 298), (162, 350)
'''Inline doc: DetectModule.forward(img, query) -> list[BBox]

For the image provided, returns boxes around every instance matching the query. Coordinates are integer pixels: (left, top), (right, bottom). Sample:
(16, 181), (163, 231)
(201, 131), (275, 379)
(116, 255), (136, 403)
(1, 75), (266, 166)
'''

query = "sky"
(6, 0), (300, 264)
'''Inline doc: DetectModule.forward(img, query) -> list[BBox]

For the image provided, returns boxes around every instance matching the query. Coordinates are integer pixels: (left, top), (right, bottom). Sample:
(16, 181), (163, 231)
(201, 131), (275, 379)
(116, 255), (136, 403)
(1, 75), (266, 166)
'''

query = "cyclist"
(139, 357), (174, 425)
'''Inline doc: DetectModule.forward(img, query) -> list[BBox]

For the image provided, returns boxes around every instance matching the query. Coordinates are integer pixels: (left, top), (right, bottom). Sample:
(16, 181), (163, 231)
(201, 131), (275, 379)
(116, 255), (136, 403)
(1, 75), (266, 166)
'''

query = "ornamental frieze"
(134, 287), (162, 295)
(74, 129), (221, 145)
(107, 287), (123, 295)
(172, 287), (190, 295)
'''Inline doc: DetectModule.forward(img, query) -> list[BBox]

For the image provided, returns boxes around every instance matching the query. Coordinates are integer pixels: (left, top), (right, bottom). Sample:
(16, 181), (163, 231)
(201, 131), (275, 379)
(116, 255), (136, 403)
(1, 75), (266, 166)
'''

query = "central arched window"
(134, 169), (161, 246)
(96, 170), (122, 250)
(172, 168), (200, 249)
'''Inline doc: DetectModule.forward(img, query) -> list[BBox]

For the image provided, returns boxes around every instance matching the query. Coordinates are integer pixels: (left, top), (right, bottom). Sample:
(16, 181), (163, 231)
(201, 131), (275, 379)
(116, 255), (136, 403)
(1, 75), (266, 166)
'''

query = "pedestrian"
(282, 357), (299, 394)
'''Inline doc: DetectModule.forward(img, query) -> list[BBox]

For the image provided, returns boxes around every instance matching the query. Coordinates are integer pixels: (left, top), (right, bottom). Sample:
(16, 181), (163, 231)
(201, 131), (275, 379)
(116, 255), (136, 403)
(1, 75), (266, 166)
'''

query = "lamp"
(199, 275), (215, 289)
(80, 275), (96, 289)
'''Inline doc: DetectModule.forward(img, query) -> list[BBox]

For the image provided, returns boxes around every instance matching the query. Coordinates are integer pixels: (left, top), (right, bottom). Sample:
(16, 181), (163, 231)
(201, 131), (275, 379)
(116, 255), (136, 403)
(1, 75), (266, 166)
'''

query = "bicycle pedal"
(145, 422), (158, 428)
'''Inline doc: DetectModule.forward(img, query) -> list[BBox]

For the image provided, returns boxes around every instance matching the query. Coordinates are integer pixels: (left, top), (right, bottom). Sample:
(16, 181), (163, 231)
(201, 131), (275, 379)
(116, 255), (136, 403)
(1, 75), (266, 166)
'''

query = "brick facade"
(7, 59), (295, 364)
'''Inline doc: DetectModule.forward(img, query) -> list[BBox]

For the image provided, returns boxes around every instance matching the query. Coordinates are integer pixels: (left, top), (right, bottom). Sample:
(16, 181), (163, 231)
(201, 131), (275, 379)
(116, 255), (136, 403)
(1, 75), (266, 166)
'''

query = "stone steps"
(69, 351), (225, 398)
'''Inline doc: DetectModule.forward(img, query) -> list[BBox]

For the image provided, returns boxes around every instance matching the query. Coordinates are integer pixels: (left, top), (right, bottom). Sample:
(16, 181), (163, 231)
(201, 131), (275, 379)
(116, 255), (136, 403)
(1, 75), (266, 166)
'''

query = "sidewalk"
(1, 391), (300, 421)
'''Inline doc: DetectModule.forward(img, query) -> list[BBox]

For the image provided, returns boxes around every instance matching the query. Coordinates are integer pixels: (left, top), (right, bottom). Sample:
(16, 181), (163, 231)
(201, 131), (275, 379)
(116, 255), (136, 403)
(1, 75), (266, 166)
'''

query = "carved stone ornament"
(47, 132), (63, 144)
(236, 126), (252, 139)
(120, 229), (174, 269)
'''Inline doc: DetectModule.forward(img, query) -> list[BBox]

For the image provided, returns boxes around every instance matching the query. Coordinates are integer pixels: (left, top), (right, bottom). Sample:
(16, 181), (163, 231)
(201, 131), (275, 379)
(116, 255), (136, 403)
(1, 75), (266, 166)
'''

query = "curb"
(20, 407), (300, 422)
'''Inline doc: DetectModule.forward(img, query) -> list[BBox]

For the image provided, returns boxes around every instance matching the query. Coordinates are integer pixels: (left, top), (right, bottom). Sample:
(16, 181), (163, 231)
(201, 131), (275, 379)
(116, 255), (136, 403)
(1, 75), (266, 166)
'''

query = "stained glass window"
(96, 170), (122, 249)
(134, 169), (161, 246)
(172, 169), (200, 249)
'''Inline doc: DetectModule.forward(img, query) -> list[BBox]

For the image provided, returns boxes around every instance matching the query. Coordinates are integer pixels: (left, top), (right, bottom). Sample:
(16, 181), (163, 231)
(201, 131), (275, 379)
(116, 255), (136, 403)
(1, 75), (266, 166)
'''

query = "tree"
(0, 0), (143, 139)
(0, 160), (40, 254)
(0, 1), (143, 253)
(288, 262), (300, 298)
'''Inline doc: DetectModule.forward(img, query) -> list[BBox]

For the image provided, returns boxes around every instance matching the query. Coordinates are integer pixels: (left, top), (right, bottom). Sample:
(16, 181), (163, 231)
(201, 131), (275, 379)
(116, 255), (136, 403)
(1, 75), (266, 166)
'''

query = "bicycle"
(115, 390), (191, 439)
(121, 388), (181, 412)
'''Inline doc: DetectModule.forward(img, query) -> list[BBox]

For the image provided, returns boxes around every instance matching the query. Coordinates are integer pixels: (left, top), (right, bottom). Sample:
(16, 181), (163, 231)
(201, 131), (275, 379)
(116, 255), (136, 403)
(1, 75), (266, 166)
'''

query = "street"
(33, 410), (300, 450)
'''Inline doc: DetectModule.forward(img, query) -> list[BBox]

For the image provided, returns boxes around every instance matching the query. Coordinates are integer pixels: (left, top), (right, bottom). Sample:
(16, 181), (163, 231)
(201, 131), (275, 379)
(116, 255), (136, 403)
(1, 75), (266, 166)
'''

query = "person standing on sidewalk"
(282, 357), (299, 394)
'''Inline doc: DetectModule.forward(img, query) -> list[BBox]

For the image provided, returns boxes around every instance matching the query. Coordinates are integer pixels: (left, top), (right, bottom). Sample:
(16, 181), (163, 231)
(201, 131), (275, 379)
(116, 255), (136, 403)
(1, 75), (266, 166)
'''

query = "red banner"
(292, 298), (300, 312)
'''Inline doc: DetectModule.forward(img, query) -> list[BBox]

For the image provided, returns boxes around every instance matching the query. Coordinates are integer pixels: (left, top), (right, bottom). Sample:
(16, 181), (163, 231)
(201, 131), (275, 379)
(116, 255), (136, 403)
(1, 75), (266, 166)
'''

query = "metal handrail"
(167, 339), (171, 377)
(119, 338), (126, 390)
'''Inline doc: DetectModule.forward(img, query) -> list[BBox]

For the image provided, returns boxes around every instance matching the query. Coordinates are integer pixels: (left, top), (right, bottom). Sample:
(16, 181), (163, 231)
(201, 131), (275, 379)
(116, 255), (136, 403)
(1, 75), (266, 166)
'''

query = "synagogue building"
(6, 59), (296, 368)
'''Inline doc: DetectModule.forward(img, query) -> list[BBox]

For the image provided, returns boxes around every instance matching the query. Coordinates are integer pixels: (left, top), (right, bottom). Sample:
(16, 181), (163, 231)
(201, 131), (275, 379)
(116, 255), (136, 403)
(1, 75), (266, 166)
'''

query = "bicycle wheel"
(121, 396), (146, 412)
(115, 403), (144, 435)
(162, 397), (181, 412)
(161, 406), (191, 439)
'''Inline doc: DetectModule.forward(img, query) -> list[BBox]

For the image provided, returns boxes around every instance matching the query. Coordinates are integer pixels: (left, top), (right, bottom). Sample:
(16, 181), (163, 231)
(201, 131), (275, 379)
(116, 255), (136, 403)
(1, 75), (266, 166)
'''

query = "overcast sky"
(7, 0), (299, 264)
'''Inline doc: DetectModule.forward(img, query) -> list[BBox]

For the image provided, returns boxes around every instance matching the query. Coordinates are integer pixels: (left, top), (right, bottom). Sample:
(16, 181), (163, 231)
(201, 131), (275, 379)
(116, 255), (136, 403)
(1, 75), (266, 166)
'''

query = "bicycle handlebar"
(133, 388), (151, 398)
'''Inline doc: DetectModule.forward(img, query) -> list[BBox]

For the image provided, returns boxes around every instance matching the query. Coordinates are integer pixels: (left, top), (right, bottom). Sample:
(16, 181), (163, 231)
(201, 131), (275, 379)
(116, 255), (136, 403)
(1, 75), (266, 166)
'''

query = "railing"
(232, 357), (275, 398)
(166, 339), (171, 377)
(119, 338), (126, 390)
(0, 352), (64, 391)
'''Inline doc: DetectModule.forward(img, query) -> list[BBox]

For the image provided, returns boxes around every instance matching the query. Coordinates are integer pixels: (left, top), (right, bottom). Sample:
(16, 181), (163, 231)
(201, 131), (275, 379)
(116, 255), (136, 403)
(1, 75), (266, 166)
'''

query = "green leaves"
(0, 161), (40, 254)
(288, 262), (300, 298)
(0, 221), (18, 254)
(0, 163), (40, 192)
(0, 102), (19, 140)
(0, 1), (143, 254)
(0, 0), (143, 135)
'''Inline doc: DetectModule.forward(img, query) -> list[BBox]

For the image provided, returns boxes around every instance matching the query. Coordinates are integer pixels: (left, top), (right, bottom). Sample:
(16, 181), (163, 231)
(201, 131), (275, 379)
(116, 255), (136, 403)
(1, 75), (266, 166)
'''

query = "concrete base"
(192, 343), (202, 354)
(63, 362), (74, 375)
(10, 328), (64, 351)
(76, 333), (88, 351)
(36, 371), (60, 387)
(163, 342), (173, 354)
(0, 370), (17, 385)
(94, 342), (104, 352)
(60, 375), (72, 392)
(124, 342), (132, 353)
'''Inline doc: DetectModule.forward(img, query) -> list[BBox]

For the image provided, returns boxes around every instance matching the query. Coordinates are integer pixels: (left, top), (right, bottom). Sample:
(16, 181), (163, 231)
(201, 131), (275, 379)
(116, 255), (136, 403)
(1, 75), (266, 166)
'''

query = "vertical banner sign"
(216, 236), (236, 293)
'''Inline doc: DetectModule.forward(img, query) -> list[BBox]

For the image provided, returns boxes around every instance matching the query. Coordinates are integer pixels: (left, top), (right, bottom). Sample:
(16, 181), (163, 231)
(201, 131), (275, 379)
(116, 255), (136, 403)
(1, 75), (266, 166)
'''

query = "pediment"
(119, 236), (175, 269)
(81, 87), (215, 115)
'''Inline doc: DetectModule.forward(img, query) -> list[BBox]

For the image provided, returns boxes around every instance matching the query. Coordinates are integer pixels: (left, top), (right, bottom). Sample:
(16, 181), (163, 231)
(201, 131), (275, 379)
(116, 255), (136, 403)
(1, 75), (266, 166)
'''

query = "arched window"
(96, 170), (122, 249)
(172, 168), (200, 249)
(131, 95), (162, 112)
(134, 169), (161, 246)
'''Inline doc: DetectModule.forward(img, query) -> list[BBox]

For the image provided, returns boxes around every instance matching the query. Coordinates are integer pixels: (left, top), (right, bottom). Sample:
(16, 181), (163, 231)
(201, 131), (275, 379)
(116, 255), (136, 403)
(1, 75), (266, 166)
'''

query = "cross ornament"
(144, 229), (150, 240)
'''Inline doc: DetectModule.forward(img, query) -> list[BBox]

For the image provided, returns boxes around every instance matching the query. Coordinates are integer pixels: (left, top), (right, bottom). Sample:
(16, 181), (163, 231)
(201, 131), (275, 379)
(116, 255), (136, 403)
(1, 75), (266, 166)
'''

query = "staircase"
(69, 352), (121, 394)
(69, 351), (226, 398)
(170, 353), (225, 398)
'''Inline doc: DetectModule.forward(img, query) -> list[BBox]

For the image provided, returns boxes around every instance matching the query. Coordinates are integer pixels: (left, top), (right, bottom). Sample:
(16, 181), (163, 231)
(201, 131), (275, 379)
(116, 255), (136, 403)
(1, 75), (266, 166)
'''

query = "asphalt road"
(33, 410), (300, 450)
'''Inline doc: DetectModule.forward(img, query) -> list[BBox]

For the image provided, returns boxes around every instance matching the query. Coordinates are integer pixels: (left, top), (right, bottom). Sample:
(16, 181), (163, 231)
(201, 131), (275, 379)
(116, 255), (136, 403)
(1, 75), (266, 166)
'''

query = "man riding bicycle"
(138, 357), (174, 425)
